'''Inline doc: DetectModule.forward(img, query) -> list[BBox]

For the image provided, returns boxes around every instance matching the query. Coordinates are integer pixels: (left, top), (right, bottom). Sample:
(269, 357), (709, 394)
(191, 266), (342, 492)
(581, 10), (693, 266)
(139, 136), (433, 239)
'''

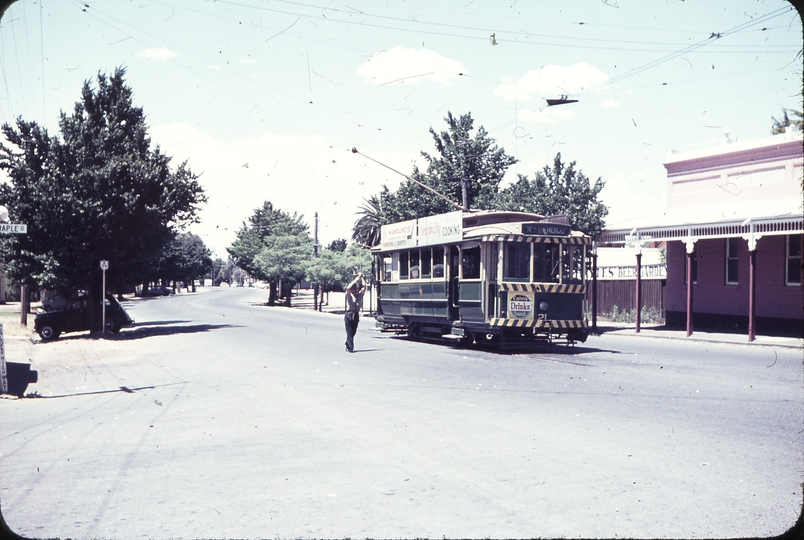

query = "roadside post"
(0, 323), (7, 395)
(100, 260), (109, 336)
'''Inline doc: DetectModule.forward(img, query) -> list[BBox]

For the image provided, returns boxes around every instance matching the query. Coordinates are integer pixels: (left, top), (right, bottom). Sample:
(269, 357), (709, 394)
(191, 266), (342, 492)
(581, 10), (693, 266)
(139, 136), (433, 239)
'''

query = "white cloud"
(493, 62), (608, 102)
(356, 47), (464, 86)
(136, 47), (178, 60)
(601, 99), (620, 109)
(238, 58), (258, 64)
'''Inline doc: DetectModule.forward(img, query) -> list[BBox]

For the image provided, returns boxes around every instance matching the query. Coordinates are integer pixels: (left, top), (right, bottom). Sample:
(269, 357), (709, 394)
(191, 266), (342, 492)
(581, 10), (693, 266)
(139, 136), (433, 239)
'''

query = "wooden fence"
(585, 279), (666, 319)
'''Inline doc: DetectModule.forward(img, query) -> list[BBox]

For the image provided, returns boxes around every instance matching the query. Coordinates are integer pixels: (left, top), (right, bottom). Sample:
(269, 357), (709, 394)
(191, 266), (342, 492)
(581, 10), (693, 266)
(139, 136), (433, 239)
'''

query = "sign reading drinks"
(380, 211), (463, 250)
(508, 291), (534, 320)
(417, 210), (463, 247)
(521, 222), (570, 236)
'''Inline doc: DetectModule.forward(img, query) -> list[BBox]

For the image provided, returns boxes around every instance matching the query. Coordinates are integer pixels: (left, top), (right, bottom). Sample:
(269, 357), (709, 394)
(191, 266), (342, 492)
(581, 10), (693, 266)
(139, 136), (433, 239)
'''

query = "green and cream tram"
(373, 210), (591, 346)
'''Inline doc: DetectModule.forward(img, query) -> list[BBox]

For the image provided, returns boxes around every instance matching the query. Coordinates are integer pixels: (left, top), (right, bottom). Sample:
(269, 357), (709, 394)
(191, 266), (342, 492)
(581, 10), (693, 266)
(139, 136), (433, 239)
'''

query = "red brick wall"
(666, 236), (803, 321)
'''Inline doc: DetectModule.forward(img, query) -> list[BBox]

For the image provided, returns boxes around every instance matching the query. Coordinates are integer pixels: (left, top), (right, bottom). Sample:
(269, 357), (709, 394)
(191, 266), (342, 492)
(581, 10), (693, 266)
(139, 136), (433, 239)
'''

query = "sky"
(0, 0), (801, 259)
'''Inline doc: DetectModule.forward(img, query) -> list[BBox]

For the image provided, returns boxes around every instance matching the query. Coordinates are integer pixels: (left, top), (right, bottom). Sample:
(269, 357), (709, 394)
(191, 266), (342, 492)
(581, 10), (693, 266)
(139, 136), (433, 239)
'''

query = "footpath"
(289, 288), (803, 350)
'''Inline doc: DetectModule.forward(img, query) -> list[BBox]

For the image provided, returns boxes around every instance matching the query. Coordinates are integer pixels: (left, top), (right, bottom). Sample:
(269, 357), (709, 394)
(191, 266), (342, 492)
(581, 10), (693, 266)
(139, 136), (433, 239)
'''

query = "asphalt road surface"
(1, 287), (802, 539)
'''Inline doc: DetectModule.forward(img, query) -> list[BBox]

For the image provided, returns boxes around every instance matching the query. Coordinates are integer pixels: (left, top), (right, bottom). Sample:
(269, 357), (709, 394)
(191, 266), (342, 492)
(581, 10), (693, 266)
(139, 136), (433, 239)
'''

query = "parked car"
(34, 294), (134, 341)
(148, 286), (175, 296)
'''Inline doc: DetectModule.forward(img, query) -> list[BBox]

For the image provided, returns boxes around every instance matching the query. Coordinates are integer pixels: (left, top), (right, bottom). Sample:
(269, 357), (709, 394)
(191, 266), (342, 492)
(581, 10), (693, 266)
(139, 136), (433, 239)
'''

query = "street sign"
(100, 260), (109, 270)
(0, 224), (27, 234)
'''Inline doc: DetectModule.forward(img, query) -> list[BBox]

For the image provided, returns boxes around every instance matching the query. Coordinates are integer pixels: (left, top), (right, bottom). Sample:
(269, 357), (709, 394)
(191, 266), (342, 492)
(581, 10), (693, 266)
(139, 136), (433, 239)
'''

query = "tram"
(373, 210), (592, 346)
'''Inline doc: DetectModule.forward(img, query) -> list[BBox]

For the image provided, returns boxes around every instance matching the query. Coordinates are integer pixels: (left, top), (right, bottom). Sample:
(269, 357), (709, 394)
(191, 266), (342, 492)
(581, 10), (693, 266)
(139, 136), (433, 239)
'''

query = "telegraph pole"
(313, 212), (320, 311)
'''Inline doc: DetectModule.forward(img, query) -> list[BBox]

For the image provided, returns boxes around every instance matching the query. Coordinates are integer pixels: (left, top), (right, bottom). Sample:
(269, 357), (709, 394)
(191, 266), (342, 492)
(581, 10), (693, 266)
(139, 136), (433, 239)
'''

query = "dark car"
(34, 294), (134, 341)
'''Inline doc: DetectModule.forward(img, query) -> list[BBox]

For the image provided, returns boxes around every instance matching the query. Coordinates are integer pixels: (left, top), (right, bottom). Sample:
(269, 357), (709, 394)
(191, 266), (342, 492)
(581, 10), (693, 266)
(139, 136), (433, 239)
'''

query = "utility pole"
(313, 212), (320, 311)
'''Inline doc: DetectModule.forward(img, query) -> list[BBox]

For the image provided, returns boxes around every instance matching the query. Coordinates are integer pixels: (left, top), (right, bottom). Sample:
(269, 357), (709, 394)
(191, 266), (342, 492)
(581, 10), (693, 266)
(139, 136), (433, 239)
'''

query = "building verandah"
(601, 126), (803, 341)
(602, 216), (803, 340)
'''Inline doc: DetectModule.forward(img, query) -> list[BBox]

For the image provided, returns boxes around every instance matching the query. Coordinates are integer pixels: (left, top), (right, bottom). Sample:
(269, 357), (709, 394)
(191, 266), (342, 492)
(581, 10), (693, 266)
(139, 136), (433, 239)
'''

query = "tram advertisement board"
(508, 291), (534, 320)
(417, 210), (463, 247)
(521, 222), (570, 236)
(380, 218), (417, 250)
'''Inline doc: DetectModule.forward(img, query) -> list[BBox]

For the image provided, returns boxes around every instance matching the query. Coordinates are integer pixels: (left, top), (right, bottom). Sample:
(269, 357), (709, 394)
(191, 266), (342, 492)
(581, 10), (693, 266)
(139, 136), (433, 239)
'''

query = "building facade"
(602, 126), (803, 339)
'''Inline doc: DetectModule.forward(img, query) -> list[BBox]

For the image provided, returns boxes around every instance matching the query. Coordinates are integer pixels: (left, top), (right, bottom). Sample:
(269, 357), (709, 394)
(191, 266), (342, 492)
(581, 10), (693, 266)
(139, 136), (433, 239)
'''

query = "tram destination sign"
(521, 222), (570, 236)
(0, 224), (27, 234)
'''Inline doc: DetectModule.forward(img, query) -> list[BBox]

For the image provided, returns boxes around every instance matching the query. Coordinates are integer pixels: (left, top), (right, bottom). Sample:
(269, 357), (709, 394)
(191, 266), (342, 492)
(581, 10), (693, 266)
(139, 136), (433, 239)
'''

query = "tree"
(771, 108), (803, 134)
(495, 153), (608, 238)
(253, 234), (313, 306)
(327, 238), (348, 252)
(305, 243), (372, 309)
(376, 111), (517, 224)
(227, 200), (310, 305)
(352, 194), (385, 248)
(0, 68), (205, 329)
(155, 232), (213, 291)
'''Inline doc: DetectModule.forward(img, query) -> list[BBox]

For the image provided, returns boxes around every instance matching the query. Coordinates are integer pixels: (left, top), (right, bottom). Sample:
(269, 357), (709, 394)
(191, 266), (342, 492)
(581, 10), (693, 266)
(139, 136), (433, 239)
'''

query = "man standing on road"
(344, 272), (366, 353)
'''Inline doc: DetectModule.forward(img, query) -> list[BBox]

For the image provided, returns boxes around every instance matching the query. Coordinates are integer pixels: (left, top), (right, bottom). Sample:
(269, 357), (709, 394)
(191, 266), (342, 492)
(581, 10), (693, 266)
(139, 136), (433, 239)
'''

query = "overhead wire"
(215, 0), (798, 54)
(576, 4), (797, 96)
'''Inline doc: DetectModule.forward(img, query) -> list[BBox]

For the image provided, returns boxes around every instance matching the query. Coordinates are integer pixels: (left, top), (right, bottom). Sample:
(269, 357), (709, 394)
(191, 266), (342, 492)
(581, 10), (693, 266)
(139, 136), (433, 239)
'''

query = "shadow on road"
(382, 334), (615, 357)
(111, 323), (241, 340)
(24, 381), (187, 399)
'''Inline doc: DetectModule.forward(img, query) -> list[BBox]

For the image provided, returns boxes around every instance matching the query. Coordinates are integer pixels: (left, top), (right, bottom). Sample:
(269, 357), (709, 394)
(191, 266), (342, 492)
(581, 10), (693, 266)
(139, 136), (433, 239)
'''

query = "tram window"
(462, 246), (481, 279)
(562, 245), (584, 283)
(544, 244), (561, 283)
(504, 243), (530, 282)
(421, 248), (432, 279)
(433, 246), (445, 278)
(383, 256), (392, 281)
(533, 244), (544, 282)
(409, 250), (420, 279)
(400, 251), (409, 280)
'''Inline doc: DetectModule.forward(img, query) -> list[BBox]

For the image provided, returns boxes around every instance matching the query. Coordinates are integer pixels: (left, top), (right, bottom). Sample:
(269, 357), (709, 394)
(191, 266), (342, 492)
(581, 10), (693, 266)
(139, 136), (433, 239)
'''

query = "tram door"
(448, 245), (460, 320)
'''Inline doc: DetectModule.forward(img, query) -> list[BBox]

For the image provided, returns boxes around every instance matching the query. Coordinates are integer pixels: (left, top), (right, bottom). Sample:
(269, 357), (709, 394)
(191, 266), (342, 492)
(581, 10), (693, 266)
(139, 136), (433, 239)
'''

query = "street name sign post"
(0, 222), (27, 392)
(100, 260), (109, 336)
(0, 224), (27, 234)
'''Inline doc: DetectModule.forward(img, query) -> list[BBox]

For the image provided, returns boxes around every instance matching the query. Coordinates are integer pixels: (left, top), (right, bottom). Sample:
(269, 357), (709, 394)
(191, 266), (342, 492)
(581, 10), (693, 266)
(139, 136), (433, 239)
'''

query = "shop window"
(400, 251), (409, 280)
(787, 234), (802, 285)
(462, 246), (481, 279)
(504, 243), (530, 282)
(726, 238), (739, 285)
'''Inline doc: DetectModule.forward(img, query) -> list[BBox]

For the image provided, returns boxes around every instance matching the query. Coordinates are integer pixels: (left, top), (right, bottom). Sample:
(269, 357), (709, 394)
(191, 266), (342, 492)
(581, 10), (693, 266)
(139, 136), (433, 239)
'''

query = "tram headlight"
(539, 300), (549, 312)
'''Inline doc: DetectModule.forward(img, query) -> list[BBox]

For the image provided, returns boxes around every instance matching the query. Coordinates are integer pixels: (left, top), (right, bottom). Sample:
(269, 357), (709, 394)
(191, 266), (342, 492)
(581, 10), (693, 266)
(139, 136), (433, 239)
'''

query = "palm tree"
(352, 194), (384, 248)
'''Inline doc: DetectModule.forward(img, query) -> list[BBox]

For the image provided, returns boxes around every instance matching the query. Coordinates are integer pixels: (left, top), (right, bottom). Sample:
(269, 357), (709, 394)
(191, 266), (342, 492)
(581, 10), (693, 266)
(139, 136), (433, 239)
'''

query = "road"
(1, 287), (802, 539)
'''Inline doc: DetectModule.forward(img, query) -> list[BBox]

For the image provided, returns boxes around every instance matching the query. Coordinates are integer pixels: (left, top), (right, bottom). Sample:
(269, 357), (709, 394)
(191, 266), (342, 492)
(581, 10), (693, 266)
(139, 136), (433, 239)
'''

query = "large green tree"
(227, 200), (310, 304)
(379, 111), (517, 225)
(495, 153), (608, 238)
(155, 232), (213, 291)
(0, 68), (205, 320)
(254, 234), (313, 306)
(353, 112), (608, 243)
